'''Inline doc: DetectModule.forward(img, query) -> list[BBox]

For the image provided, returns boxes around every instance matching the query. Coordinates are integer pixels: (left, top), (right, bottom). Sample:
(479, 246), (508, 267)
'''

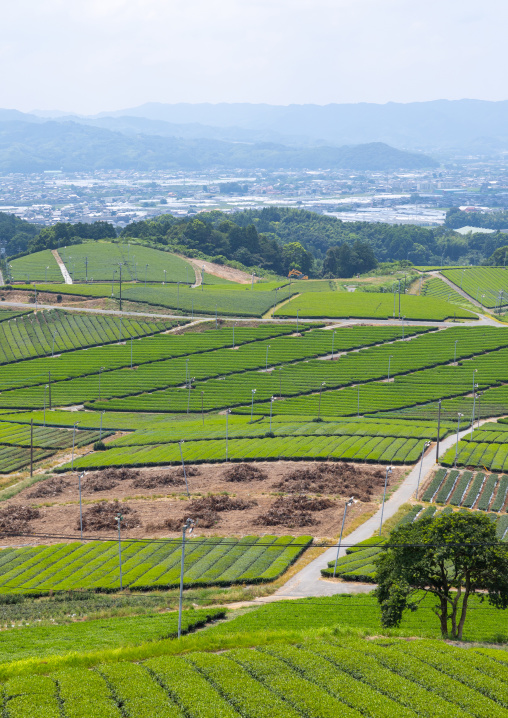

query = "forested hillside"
(4, 207), (508, 277)
(0, 121), (437, 172)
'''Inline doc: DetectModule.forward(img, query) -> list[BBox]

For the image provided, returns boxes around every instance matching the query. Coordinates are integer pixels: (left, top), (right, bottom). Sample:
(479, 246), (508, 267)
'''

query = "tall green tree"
(281, 241), (313, 274)
(376, 512), (508, 639)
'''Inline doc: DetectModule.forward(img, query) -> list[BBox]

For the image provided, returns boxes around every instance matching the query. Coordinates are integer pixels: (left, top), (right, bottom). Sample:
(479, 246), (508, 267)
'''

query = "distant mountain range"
(0, 116), (437, 172)
(23, 99), (508, 155)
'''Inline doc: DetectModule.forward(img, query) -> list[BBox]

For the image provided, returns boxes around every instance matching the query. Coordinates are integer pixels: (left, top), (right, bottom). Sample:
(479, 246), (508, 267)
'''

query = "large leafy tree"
(281, 241), (313, 274)
(376, 512), (508, 639)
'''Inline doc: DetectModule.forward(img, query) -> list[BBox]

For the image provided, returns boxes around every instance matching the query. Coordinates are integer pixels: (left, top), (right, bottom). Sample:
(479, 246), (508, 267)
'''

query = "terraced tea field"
(274, 290), (476, 320)
(0, 325), (427, 408)
(421, 276), (478, 312)
(9, 249), (63, 283)
(58, 243), (193, 284)
(3, 636), (507, 718)
(0, 536), (311, 595)
(0, 308), (169, 364)
(442, 266), (508, 308)
(440, 420), (508, 473)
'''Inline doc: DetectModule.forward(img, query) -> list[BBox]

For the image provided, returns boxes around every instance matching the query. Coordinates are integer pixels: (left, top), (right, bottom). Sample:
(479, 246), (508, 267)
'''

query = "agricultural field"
(60, 433), (430, 470)
(0, 308), (170, 364)
(5, 459), (402, 540)
(0, 536), (310, 595)
(0, 608), (224, 664)
(371, 382), (508, 423)
(440, 420), (508, 473)
(3, 636), (508, 717)
(0, 308), (32, 322)
(84, 325), (505, 416)
(0, 422), (111, 472)
(2, 252), (508, 715)
(58, 242), (194, 284)
(9, 249), (63, 283)
(274, 290), (477, 320)
(0, 322), (305, 396)
(208, 591), (508, 642)
(17, 280), (293, 317)
(0, 324), (430, 408)
(441, 266), (508, 308)
(421, 276), (479, 312)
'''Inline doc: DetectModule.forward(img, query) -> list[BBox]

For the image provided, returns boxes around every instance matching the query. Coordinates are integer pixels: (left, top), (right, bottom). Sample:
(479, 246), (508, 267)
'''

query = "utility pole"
(333, 497), (355, 577)
(48, 370), (52, 410)
(435, 399), (441, 463)
(379, 466), (392, 535)
(178, 519), (195, 638)
(30, 419), (33, 477)
(415, 441), (431, 500)
(78, 472), (84, 539)
(116, 513), (123, 590)
(118, 263), (123, 311)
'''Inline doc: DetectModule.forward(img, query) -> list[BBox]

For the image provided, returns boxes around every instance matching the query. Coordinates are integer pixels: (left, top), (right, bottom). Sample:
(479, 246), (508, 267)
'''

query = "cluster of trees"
(231, 207), (508, 266)
(323, 241), (377, 277)
(487, 245), (508, 265)
(0, 211), (39, 256)
(120, 212), (368, 277)
(28, 221), (116, 254)
(7, 205), (508, 276)
(445, 207), (508, 231)
(121, 213), (286, 274)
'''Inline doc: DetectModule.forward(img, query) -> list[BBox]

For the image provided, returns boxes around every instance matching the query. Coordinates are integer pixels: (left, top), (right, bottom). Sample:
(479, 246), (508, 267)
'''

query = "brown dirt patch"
(189, 494), (256, 513)
(28, 477), (69, 498)
(1, 461), (403, 543)
(185, 257), (252, 284)
(132, 472), (185, 490)
(274, 463), (385, 502)
(0, 505), (40, 534)
(82, 474), (120, 492)
(160, 494), (257, 531)
(223, 463), (268, 482)
(80, 468), (142, 492)
(255, 495), (335, 528)
(79, 500), (140, 531)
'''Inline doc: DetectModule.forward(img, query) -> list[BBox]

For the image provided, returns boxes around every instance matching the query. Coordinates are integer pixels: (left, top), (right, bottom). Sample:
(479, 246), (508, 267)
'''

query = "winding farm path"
(274, 422), (488, 598)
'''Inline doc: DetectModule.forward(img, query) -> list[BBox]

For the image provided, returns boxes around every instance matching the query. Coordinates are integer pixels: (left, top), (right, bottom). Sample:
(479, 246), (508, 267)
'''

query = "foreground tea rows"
(3, 636), (508, 718)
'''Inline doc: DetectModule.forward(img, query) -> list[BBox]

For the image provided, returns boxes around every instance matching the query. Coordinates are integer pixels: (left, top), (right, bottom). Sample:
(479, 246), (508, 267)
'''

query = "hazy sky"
(1, 0), (506, 114)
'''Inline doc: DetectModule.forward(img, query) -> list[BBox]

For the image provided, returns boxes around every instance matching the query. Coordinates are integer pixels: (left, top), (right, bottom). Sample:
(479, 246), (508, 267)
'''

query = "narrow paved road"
(274, 422), (484, 598)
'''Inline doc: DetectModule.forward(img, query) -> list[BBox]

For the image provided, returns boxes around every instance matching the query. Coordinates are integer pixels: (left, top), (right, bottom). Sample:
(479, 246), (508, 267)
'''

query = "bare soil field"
(0, 461), (404, 545)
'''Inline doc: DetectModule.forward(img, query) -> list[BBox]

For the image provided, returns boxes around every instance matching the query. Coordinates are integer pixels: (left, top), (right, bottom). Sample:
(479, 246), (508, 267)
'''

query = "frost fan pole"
(435, 400), (441, 462)
(30, 419), (33, 477)
(178, 518), (195, 639)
